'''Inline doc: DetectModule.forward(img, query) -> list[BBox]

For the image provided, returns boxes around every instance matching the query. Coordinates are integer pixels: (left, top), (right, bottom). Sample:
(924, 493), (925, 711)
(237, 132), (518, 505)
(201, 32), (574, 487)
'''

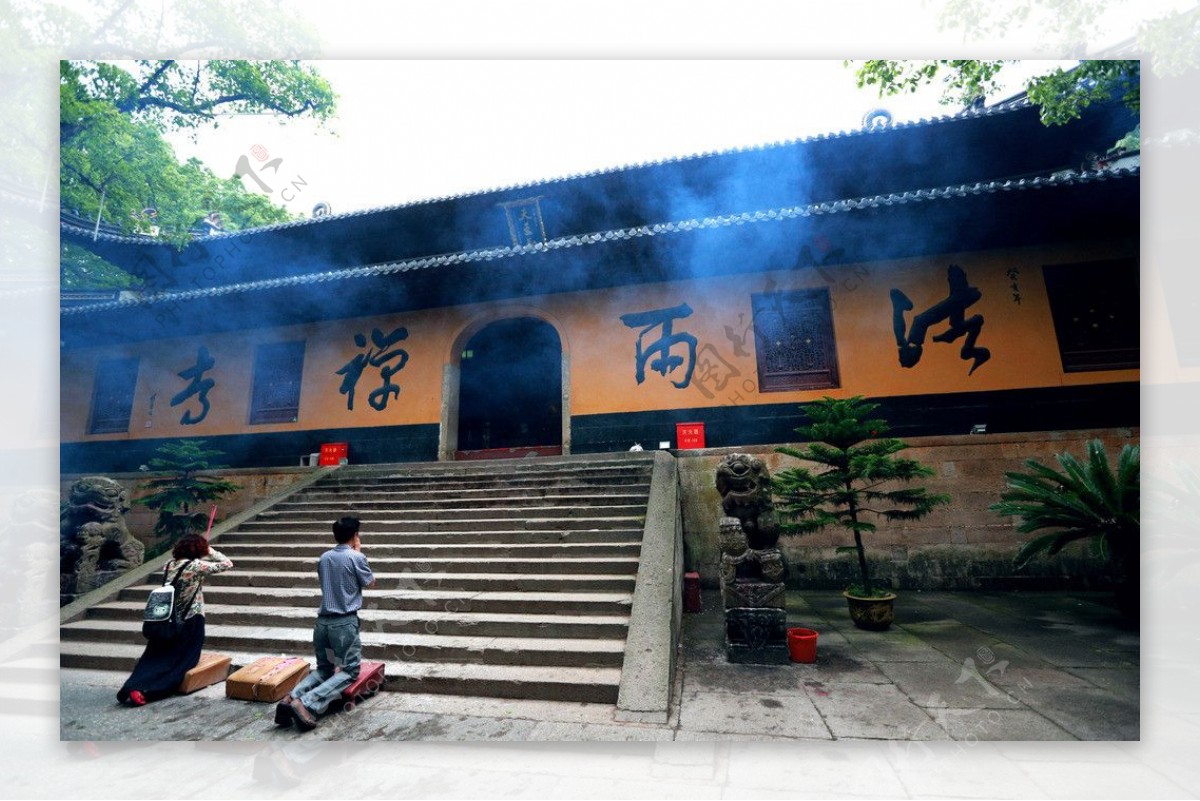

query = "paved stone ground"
(58, 590), (1139, 743)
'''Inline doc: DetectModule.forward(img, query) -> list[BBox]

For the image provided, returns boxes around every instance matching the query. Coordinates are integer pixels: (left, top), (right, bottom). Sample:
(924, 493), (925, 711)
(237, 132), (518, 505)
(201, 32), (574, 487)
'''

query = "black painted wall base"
(61, 383), (1137, 475)
(61, 424), (439, 475)
(571, 382), (1139, 454)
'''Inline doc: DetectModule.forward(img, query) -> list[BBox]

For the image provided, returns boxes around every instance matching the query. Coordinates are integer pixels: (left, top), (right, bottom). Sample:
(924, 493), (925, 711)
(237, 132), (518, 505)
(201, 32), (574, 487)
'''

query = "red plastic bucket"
(787, 628), (819, 663)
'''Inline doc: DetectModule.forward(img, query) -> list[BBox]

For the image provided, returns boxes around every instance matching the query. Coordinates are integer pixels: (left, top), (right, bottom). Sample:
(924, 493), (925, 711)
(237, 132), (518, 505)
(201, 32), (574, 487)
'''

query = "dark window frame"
(1042, 259), (1139, 373)
(751, 287), (841, 392)
(248, 341), (306, 424)
(87, 357), (139, 434)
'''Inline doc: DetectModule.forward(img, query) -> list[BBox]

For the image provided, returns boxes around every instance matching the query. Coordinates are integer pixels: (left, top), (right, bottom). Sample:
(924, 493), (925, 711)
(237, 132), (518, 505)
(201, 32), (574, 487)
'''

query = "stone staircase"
(61, 454), (660, 704)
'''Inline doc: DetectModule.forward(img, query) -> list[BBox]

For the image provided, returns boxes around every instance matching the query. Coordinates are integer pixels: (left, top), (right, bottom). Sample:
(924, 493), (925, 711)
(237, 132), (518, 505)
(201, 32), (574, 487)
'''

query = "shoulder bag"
(141, 559), (198, 641)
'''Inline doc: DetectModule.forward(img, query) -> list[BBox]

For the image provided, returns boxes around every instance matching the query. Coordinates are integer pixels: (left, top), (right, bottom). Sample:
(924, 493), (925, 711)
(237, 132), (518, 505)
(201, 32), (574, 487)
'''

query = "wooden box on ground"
(225, 657), (310, 702)
(178, 652), (232, 694)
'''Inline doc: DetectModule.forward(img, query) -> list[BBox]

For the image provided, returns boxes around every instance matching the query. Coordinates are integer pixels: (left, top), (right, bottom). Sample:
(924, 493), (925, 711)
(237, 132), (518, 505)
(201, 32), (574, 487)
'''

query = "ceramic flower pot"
(843, 590), (897, 631)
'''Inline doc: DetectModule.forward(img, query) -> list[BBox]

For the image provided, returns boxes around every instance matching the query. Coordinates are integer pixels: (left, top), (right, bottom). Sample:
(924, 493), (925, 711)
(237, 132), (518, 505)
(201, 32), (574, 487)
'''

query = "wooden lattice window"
(249, 341), (305, 424)
(752, 288), (840, 391)
(1043, 259), (1139, 373)
(88, 358), (139, 434)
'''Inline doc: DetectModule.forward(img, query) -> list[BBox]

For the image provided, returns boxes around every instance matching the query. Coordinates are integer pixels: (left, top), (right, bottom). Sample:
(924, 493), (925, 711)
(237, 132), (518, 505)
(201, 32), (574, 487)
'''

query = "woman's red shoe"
(128, 690), (147, 706)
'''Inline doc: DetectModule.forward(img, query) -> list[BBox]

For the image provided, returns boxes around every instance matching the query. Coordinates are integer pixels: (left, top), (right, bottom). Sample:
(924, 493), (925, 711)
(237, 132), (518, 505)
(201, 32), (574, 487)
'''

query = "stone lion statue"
(60, 476), (143, 598)
(714, 453), (779, 550)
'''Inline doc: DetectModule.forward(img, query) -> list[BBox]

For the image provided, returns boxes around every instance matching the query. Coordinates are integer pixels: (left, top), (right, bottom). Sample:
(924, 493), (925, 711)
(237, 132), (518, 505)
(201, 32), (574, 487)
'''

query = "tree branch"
(138, 60), (175, 94)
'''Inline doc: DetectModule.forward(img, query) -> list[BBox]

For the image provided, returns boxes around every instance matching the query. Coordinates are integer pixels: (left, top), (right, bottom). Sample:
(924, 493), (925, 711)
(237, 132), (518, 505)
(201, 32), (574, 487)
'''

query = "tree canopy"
(60, 59), (337, 287)
(851, 60), (1140, 128)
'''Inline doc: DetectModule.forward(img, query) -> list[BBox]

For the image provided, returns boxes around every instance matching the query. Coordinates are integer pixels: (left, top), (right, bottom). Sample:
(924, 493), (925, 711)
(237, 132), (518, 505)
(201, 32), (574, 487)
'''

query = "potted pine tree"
(772, 396), (949, 630)
(990, 439), (1139, 619)
(135, 439), (241, 556)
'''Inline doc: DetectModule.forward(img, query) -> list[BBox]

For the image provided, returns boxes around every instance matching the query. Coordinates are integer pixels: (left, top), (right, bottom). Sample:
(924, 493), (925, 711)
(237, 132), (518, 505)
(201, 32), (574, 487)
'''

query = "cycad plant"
(991, 440), (1139, 581)
(772, 396), (949, 597)
(136, 439), (240, 547)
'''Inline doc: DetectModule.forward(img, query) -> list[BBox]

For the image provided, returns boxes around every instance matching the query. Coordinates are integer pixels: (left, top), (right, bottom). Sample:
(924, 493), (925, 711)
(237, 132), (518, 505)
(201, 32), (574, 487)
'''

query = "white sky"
(166, 60), (1070, 220)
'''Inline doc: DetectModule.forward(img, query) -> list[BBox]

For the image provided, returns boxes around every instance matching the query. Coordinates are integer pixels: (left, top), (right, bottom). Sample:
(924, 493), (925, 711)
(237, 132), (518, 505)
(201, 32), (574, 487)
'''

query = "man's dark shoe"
(274, 695), (294, 727)
(289, 698), (318, 731)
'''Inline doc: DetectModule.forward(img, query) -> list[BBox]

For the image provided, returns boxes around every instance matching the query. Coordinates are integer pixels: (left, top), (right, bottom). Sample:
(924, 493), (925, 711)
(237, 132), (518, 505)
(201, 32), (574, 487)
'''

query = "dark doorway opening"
(457, 317), (562, 459)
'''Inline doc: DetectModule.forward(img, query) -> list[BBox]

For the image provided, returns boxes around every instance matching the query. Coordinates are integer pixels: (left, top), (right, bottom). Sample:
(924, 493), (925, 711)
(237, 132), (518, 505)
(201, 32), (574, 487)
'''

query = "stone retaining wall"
(676, 428), (1139, 591)
(60, 466), (323, 551)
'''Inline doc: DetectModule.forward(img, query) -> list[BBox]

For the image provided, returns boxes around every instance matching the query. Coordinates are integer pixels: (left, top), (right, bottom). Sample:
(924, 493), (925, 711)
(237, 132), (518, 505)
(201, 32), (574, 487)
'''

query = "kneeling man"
(279, 515), (375, 731)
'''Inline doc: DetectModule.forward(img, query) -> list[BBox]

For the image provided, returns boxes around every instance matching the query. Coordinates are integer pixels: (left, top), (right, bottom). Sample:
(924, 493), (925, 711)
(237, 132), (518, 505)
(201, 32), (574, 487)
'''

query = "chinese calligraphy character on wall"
(620, 303), (698, 389)
(336, 327), (410, 411)
(1006, 266), (1021, 304)
(170, 345), (216, 425)
(890, 265), (991, 375)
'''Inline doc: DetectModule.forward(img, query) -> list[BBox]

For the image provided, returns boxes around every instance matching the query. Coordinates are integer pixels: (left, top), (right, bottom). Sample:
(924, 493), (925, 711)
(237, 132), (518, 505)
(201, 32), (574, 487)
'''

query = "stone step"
(334, 461), (652, 481)
(220, 555), (641, 575)
(235, 516), (644, 533)
(117, 585), (635, 616)
(275, 492), (650, 510)
(252, 504), (648, 522)
(65, 454), (660, 707)
(0, 673), (57, 717)
(313, 474), (652, 492)
(292, 488), (651, 505)
(197, 570), (637, 592)
(0, 657), (58, 687)
(343, 455), (648, 470)
(216, 541), (642, 559)
(61, 620), (627, 668)
(218, 529), (644, 545)
(88, 601), (631, 638)
(59, 642), (621, 703)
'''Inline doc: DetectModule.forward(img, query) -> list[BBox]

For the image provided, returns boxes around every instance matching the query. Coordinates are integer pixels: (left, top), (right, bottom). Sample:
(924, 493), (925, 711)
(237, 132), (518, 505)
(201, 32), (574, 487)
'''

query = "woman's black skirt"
(117, 614), (205, 704)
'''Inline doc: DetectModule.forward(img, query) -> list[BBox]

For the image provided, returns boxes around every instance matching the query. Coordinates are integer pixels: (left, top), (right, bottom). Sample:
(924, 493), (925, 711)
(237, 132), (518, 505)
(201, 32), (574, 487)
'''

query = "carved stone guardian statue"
(60, 476), (144, 604)
(714, 454), (789, 663)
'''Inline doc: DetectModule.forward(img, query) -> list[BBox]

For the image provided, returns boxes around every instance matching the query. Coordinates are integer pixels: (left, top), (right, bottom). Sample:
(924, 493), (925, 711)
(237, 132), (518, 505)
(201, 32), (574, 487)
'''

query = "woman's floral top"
(162, 549), (233, 619)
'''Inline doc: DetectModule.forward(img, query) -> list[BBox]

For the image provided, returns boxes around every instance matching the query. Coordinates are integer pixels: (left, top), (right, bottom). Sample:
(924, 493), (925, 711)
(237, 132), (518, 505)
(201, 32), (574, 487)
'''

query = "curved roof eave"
(59, 97), (1035, 247)
(61, 163), (1137, 317)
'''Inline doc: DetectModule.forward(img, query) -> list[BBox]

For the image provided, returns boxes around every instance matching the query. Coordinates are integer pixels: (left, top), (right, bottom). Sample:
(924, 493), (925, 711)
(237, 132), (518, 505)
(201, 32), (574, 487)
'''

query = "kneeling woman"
(118, 534), (233, 706)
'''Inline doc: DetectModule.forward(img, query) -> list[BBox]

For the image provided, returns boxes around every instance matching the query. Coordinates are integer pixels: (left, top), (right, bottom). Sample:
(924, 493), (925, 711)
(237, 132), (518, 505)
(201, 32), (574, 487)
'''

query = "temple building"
(60, 95), (1138, 473)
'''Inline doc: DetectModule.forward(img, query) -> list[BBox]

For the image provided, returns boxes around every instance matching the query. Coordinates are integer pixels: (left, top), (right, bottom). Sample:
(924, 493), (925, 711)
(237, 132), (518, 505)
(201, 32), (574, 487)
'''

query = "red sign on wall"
(676, 422), (705, 449)
(319, 442), (349, 466)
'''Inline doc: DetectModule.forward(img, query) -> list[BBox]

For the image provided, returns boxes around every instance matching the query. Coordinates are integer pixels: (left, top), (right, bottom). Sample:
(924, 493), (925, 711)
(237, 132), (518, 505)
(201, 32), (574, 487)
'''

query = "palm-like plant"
(772, 396), (949, 596)
(136, 440), (240, 545)
(991, 440), (1139, 575)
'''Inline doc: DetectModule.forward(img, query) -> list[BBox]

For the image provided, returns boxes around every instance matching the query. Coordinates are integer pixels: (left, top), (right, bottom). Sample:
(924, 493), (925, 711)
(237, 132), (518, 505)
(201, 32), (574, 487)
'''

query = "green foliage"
(1111, 125), (1140, 154)
(1025, 61), (1140, 126)
(60, 242), (142, 290)
(60, 59), (336, 254)
(938, 1), (1197, 80)
(851, 59), (1139, 127)
(772, 396), (950, 595)
(135, 440), (240, 544)
(853, 59), (1008, 107)
(990, 440), (1139, 572)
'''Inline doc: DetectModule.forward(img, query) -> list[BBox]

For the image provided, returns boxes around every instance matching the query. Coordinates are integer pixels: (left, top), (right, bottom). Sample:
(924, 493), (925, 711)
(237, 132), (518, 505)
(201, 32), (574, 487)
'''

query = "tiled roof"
(62, 163), (1135, 317)
(59, 97), (1035, 246)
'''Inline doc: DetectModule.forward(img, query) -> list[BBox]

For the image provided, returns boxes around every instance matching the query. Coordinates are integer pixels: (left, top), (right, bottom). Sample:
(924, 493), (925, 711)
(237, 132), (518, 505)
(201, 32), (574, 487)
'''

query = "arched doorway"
(455, 317), (563, 459)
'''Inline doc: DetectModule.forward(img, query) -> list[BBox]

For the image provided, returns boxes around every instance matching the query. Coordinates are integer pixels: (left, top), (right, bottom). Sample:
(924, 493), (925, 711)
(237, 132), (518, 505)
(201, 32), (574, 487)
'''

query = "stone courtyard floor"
(58, 590), (1139, 744)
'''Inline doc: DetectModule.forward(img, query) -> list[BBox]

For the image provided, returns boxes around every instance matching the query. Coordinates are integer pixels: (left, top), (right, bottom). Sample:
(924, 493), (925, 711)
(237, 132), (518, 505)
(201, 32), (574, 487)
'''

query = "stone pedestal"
(718, 516), (790, 664)
(60, 568), (126, 606)
(724, 606), (789, 664)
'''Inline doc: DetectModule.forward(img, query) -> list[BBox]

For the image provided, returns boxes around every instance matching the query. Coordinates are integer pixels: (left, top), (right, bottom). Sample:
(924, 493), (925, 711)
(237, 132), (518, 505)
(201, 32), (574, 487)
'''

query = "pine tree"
(135, 440), (241, 546)
(772, 396), (949, 596)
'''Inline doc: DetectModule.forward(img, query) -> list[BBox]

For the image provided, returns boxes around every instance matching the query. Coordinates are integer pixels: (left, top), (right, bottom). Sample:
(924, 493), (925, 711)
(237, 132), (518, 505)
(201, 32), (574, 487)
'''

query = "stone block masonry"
(676, 428), (1138, 591)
